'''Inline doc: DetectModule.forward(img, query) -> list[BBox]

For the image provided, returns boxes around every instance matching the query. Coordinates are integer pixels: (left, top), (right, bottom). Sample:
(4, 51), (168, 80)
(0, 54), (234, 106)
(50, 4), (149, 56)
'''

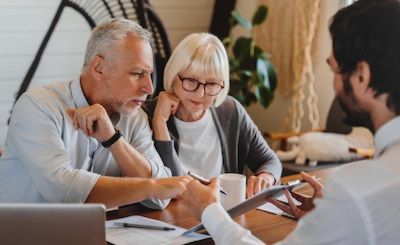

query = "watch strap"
(101, 127), (123, 148)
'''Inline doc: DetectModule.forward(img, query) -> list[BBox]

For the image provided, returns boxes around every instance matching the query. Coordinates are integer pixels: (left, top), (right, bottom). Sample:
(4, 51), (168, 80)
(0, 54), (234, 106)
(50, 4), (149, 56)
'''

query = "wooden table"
(107, 167), (339, 244)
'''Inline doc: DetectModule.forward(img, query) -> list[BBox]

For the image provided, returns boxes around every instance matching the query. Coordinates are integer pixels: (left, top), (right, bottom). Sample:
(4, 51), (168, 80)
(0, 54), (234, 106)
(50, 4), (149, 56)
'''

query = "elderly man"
(181, 0), (400, 244)
(0, 18), (189, 209)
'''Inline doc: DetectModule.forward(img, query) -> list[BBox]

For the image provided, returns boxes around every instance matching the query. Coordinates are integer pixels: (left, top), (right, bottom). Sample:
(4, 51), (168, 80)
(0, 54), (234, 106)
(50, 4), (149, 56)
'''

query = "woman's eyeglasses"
(178, 74), (224, 96)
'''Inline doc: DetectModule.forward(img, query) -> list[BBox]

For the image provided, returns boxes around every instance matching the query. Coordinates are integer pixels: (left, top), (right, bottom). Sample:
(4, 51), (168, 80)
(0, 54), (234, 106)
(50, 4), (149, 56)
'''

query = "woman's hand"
(246, 172), (275, 198)
(152, 92), (180, 140)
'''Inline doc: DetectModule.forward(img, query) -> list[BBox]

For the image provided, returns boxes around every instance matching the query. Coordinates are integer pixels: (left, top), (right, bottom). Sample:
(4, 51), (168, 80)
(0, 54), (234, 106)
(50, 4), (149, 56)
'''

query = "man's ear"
(353, 61), (371, 92)
(91, 55), (105, 80)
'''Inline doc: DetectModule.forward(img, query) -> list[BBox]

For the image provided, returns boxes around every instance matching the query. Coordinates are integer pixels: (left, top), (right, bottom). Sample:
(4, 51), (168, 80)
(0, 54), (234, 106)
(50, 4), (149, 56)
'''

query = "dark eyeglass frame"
(177, 74), (224, 96)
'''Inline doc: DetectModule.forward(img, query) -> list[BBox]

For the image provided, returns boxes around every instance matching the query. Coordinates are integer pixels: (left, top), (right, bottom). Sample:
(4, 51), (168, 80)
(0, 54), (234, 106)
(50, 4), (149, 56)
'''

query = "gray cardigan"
(144, 96), (282, 181)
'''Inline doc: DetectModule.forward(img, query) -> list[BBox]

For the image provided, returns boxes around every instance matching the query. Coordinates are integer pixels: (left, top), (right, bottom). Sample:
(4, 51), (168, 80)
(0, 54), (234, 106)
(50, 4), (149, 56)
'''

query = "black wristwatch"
(101, 127), (123, 148)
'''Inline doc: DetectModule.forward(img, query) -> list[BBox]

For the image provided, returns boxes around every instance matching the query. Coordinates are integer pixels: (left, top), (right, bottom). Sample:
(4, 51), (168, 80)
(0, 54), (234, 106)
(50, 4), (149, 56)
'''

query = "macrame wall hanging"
(256, 0), (322, 133)
(288, 0), (321, 133)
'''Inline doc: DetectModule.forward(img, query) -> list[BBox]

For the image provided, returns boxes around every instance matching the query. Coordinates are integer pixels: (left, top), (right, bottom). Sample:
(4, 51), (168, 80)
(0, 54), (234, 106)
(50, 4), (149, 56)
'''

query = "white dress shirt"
(0, 79), (171, 209)
(202, 116), (400, 245)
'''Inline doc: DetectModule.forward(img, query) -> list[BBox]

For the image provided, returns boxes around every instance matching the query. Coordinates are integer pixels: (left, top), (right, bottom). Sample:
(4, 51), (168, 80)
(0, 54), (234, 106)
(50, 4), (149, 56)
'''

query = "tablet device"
(182, 180), (304, 235)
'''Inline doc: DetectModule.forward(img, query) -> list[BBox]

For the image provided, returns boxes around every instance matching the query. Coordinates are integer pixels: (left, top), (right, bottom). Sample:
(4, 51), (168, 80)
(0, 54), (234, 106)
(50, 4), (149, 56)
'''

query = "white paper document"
(257, 193), (301, 218)
(106, 215), (209, 245)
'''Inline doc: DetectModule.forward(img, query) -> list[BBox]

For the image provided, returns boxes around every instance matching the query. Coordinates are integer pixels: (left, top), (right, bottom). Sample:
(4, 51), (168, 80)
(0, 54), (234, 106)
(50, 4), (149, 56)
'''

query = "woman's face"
(173, 70), (223, 121)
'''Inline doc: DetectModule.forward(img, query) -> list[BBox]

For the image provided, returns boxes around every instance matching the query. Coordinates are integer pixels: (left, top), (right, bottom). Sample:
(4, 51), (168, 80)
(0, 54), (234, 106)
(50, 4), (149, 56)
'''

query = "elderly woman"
(144, 33), (281, 197)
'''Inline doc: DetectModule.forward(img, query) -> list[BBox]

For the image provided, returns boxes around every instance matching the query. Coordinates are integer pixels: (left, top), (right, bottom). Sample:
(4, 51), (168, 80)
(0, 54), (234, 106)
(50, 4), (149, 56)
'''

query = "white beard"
(115, 104), (139, 117)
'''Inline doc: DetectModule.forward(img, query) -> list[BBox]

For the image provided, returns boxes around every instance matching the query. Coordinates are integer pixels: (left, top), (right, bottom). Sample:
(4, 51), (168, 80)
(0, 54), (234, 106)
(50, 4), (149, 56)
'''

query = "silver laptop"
(0, 203), (106, 245)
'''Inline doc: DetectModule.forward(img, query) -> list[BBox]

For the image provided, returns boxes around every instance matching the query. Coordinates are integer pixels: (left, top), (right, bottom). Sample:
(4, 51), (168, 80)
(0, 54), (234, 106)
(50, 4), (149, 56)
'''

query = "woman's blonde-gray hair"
(163, 33), (230, 106)
(83, 18), (152, 70)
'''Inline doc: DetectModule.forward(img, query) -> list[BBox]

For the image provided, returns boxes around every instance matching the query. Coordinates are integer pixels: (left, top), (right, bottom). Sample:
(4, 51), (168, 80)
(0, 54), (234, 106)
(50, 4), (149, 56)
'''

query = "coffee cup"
(219, 173), (246, 210)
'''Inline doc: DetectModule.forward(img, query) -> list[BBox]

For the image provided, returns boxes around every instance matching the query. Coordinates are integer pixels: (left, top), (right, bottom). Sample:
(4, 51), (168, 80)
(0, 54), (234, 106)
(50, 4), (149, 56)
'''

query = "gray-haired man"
(0, 18), (189, 209)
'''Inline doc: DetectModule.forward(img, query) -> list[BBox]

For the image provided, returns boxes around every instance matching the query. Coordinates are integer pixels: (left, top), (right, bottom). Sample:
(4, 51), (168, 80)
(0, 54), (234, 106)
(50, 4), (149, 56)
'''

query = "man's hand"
(152, 92), (180, 140)
(181, 178), (220, 220)
(66, 104), (115, 142)
(246, 172), (275, 198)
(150, 176), (192, 200)
(268, 172), (324, 219)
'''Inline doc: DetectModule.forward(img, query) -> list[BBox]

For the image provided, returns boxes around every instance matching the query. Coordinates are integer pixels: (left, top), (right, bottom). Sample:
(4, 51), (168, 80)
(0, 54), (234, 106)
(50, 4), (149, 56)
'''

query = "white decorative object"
(277, 127), (374, 165)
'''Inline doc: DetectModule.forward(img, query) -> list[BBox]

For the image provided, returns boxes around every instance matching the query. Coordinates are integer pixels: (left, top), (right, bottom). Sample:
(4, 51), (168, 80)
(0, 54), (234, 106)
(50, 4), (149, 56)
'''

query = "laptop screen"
(0, 203), (105, 245)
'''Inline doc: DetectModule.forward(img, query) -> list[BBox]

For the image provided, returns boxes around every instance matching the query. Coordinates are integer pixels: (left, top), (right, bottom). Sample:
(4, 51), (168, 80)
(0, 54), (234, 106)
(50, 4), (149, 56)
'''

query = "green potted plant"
(224, 5), (277, 108)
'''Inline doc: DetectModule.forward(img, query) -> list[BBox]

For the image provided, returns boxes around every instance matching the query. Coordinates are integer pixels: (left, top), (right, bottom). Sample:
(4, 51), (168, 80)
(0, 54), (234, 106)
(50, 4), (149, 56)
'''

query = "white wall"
(149, 0), (214, 48)
(0, 0), (215, 146)
(0, 0), (91, 145)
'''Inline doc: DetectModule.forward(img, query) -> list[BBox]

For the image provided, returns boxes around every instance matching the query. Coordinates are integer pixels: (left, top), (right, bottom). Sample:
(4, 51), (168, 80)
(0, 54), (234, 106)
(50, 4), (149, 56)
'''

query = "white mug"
(219, 173), (246, 210)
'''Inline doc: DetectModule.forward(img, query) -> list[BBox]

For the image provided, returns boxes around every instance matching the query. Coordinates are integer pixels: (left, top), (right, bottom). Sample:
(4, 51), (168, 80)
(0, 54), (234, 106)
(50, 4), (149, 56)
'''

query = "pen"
(114, 222), (176, 231)
(187, 171), (228, 195)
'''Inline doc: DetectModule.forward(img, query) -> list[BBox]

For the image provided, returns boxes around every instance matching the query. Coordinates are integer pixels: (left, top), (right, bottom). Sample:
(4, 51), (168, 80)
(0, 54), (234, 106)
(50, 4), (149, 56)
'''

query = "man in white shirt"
(0, 18), (190, 209)
(181, 0), (400, 244)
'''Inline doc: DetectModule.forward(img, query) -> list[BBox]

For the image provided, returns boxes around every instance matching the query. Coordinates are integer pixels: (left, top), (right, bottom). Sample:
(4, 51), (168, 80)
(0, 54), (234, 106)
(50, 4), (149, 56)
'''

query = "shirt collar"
(374, 116), (400, 157)
(70, 78), (89, 109)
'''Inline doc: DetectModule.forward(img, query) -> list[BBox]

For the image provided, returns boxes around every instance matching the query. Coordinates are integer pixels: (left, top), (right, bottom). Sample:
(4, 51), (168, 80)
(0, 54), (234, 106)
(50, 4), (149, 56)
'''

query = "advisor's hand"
(181, 178), (220, 220)
(150, 176), (192, 200)
(268, 172), (323, 219)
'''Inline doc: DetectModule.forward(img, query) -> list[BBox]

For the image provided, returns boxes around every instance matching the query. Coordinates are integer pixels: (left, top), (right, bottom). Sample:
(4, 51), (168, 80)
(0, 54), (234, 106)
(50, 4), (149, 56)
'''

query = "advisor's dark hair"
(330, 0), (400, 114)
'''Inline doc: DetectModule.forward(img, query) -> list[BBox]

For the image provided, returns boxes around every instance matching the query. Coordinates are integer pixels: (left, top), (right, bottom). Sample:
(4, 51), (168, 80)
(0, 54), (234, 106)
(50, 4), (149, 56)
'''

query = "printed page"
(257, 193), (301, 218)
(106, 215), (209, 245)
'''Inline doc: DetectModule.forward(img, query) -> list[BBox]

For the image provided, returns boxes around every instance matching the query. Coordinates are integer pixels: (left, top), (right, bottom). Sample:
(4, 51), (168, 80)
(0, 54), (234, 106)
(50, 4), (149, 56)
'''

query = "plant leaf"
(256, 58), (278, 92)
(233, 37), (252, 60)
(229, 78), (246, 95)
(233, 95), (246, 105)
(254, 45), (265, 58)
(250, 39), (255, 57)
(229, 57), (240, 71)
(231, 11), (252, 29)
(252, 5), (268, 26)
(229, 15), (238, 28)
(242, 90), (257, 107)
(267, 62), (278, 92)
(253, 72), (263, 86)
(238, 70), (253, 79)
(255, 86), (274, 108)
(227, 5), (277, 108)
(222, 37), (231, 48)
(256, 58), (270, 88)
